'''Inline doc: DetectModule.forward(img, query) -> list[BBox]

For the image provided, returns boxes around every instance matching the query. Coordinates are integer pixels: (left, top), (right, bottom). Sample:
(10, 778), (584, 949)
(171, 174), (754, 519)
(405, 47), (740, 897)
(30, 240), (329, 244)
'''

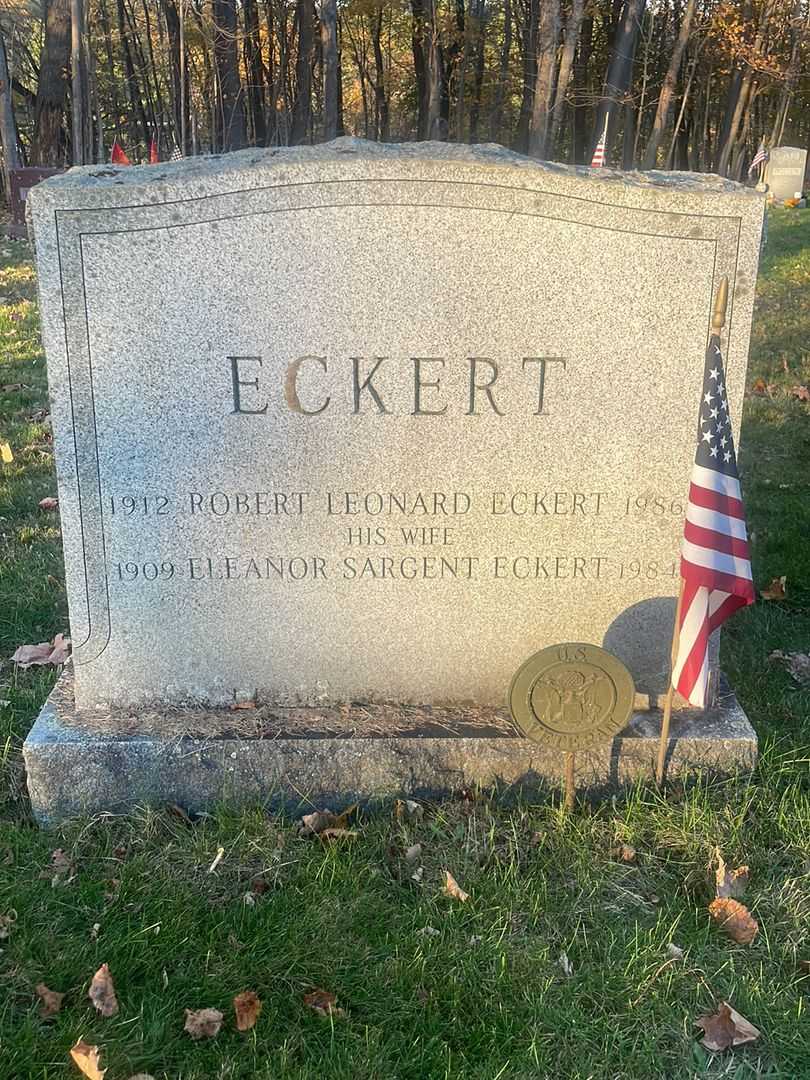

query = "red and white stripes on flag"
(748, 142), (768, 175)
(671, 335), (755, 708)
(590, 116), (609, 167)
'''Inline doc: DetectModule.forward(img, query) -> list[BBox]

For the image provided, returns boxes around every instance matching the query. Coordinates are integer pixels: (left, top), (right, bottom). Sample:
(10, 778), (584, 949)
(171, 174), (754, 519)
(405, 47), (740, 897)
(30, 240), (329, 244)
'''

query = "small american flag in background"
(170, 145), (183, 161)
(590, 117), (608, 167)
(748, 142), (768, 175)
(671, 327), (755, 707)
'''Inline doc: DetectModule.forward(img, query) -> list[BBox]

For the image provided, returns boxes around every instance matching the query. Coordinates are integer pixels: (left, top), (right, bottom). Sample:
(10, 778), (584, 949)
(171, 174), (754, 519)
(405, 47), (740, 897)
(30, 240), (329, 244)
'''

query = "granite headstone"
(764, 145), (807, 202)
(24, 139), (765, 821)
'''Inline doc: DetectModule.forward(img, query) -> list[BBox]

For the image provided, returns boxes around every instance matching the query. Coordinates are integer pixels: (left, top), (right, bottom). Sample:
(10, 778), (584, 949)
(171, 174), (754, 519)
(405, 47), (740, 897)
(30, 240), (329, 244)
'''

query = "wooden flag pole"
(655, 276), (729, 787)
(564, 751), (576, 811)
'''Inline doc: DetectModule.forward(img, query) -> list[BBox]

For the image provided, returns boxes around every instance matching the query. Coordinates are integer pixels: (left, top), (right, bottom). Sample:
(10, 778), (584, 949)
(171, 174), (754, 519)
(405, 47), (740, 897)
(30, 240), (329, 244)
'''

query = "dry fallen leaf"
(750, 377), (767, 394)
(708, 897), (759, 944)
(70, 1040), (106, 1080)
(696, 1001), (761, 1051)
(790, 384), (810, 402)
(769, 650), (810, 687)
(297, 804), (358, 837)
(442, 869), (469, 902)
(610, 844), (637, 863)
(303, 988), (345, 1018)
(35, 982), (64, 1018)
(0, 910), (15, 939)
(207, 846), (225, 874)
(12, 633), (71, 668)
(184, 1007), (223, 1039)
(38, 496), (58, 511)
(394, 798), (423, 821)
(714, 849), (750, 899)
(229, 699), (256, 710)
(405, 843), (422, 862)
(233, 990), (262, 1031)
(558, 951), (574, 977)
(0, 442), (12, 464)
(760, 576), (787, 601)
(666, 943), (684, 960)
(319, 827), (359, 841)
(88, 964), (119, 1017)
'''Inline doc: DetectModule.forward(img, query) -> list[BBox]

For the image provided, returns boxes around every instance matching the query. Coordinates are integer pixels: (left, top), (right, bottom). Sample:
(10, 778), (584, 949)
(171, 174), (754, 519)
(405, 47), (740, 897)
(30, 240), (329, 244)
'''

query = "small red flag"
(149, 137), (159, 164)
(111, 139), (131, 166)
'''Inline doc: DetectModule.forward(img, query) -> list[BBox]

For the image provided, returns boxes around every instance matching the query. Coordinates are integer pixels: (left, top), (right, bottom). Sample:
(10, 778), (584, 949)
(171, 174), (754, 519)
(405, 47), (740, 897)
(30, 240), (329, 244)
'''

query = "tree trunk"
(244, 0), (267, 144)
(642, 0), (695, 169)
(213, 0), (247, 150)
(116, 0), (148, 151)
(571, 13), (592, 162)
(468, 1), (487, 142)
(592, 0), (646, 165)
(426, 0), (444, 139)
(411, 0), (429, 138)
(528, 0), (560, 158)
(320, 0), (339, 140)
(371, 3), (389, 141)
(488, 0), (510, 141)
(70, 0), (85, 164)
(0, 29), (21, 192)
(32, 0), (71, 165)
(548, 0), (585, 157)
(291, 0), (314, 143)
(516, 0), (538, 153)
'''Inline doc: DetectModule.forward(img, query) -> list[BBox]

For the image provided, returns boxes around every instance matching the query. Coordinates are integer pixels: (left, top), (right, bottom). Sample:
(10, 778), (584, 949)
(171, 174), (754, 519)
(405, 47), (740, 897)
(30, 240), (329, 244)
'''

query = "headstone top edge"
(27, 136), (765, 211)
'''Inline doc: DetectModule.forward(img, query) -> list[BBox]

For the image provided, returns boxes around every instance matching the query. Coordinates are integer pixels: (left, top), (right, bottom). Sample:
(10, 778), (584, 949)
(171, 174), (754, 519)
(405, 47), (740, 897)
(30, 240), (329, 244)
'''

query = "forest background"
(0, 0), (806, 192)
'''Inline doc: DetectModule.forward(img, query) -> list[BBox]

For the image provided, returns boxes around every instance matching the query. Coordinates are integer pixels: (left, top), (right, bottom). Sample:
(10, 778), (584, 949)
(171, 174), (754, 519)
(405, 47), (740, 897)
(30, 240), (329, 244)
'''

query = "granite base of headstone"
(23, 139), (764, 823)
(26, 673), (755, 823)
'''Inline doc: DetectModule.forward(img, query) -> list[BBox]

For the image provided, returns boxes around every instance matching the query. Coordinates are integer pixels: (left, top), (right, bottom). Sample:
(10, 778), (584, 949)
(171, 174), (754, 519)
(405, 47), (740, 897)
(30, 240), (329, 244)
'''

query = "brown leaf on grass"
(790, 384), (810, 402)
(38, 496), (58, 510)
(11, 633), (71, 668)
(442, 870), (470, 902)
(233, 990), (262, 1031)
(297, 804), (358, 837)
(750, 377), (768, 394)
(0, 910), (16, 939)
(714, 850), (750, 899)
(760, 576), (787, 601)
(394, 798), (423, 822)
(69, 1040), (106, 1080)
(799, 959), (810, 974)
(229, 700), (256, 710)
(88, 964), (119, 1017)
(184, 1007), (223, 1039)
(708, 897), (759, 944)
(0, 441), (12, 464)
(35, 982), (64, 1018)
(610, 844), (637, 863)
(319, 827), (359, 841)
(303, 988), (346, 1018)
(43, 848), (76, 886)
(769, 650), (810, 687)
(696, 1002), (761, 1051)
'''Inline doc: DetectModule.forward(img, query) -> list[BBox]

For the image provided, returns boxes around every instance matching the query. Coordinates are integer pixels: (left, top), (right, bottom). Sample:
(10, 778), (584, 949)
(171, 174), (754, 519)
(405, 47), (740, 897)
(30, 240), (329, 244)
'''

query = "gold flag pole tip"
(712, 277), (729, 332)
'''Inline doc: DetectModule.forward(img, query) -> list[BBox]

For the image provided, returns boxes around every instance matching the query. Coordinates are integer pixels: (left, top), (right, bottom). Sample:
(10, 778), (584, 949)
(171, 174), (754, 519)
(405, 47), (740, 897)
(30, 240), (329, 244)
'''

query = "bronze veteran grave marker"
(23, 139), (765, 822)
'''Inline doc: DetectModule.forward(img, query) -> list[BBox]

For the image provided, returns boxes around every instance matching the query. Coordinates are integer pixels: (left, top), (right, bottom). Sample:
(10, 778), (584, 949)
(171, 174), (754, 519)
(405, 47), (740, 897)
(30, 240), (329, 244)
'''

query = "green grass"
(1, 212), (809, 1079)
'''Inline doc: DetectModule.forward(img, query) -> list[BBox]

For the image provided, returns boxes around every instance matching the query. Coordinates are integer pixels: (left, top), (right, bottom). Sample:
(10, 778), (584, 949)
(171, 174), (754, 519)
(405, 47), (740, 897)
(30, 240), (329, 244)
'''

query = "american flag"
(591, 116), (609, 167)
(170, 144), (183, 161)
(671, 327), (755, 707)
(748, 142), (768, 175)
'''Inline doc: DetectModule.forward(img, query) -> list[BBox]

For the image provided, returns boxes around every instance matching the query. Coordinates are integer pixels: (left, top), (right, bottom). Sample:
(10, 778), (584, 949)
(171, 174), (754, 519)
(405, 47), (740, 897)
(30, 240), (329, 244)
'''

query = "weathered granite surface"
(24, 669), (756, 824)
(28, 139), (765, 713)
(764, 145), (808, 202)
